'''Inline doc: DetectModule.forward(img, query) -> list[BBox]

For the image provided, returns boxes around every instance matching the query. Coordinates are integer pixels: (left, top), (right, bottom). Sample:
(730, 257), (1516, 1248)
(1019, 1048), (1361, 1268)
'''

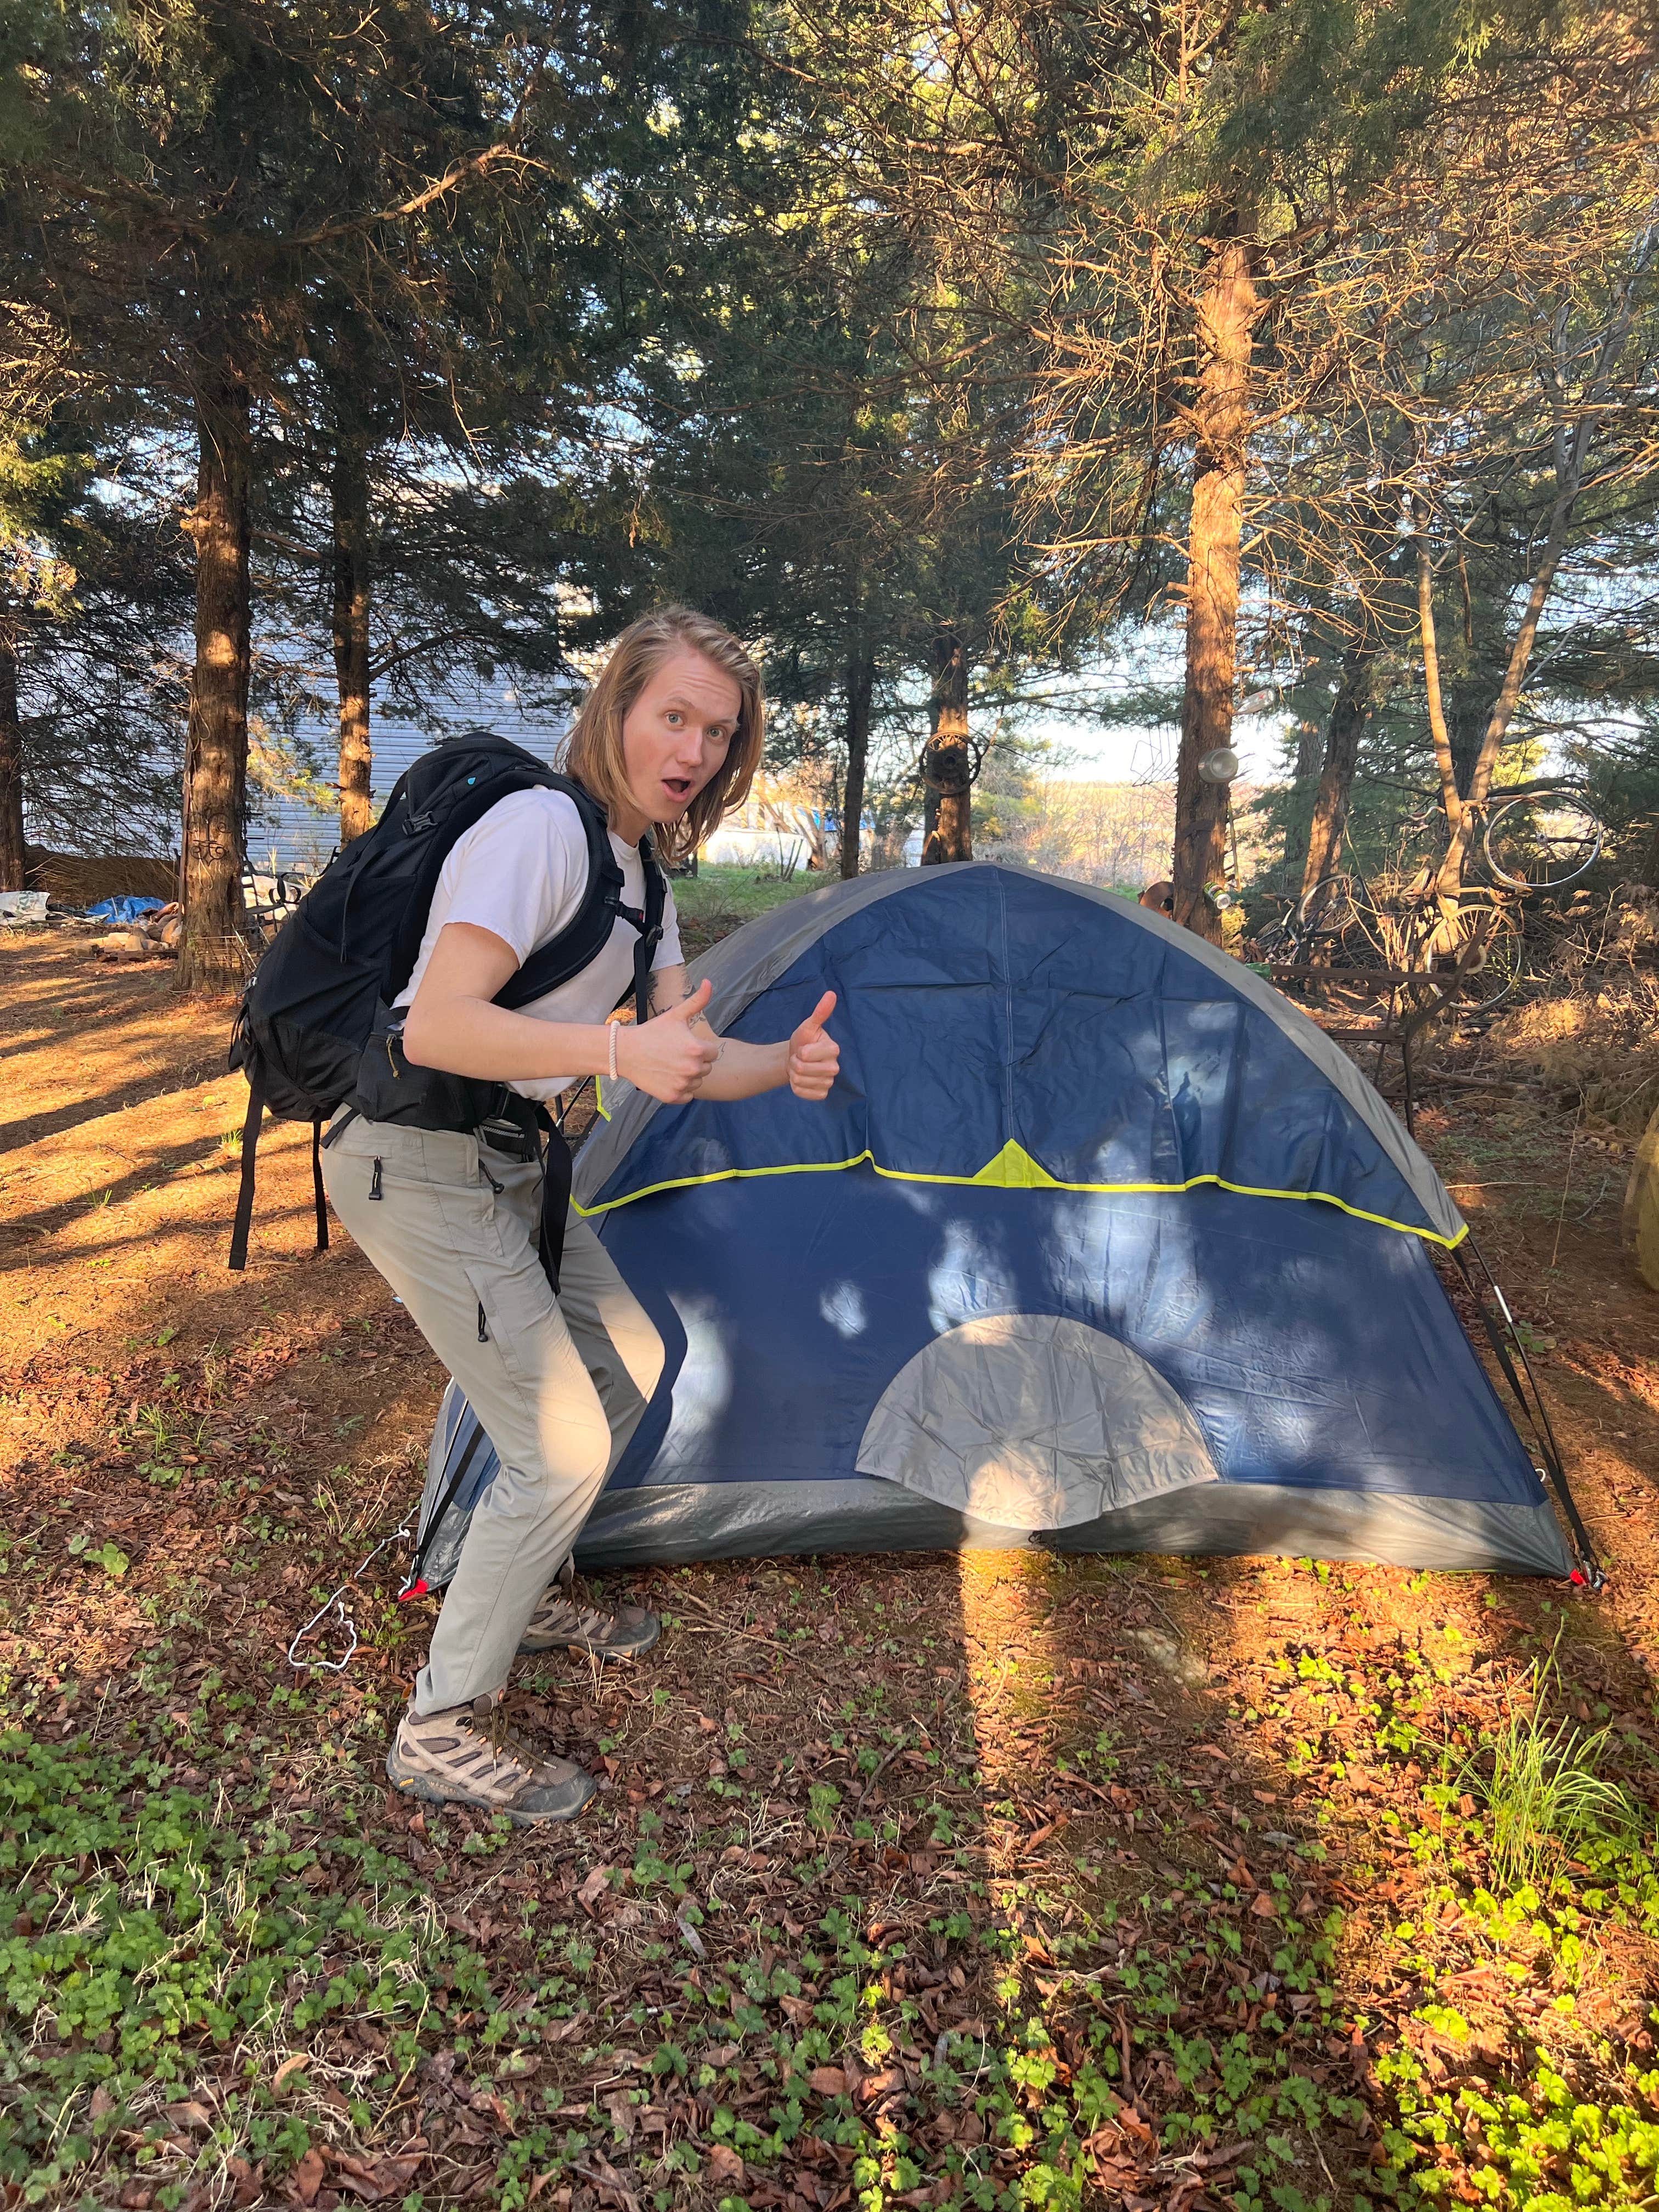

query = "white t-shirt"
(394, 788), (682, 1104)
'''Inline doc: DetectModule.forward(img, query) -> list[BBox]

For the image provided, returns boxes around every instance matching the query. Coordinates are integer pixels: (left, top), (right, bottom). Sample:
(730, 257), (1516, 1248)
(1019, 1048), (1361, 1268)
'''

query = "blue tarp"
(87, 896), (165, 924)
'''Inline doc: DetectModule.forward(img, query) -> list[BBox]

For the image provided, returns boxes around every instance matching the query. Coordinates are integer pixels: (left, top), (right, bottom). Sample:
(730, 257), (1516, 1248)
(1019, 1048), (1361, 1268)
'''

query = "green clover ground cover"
(7, 1551), (1659, 2211)
(2, 1721), (1373, 2211)
(1, 1730), (469, 2202)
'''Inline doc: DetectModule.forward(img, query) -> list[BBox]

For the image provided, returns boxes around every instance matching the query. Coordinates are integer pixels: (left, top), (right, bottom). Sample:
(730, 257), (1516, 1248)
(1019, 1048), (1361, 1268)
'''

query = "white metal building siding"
(249, 686), (571, 876)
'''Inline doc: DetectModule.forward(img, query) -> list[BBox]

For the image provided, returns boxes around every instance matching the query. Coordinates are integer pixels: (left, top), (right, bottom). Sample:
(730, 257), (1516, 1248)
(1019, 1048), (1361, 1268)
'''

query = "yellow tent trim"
(573, 1147), (1467, 1250)
(969, 1138), (1065, 1188)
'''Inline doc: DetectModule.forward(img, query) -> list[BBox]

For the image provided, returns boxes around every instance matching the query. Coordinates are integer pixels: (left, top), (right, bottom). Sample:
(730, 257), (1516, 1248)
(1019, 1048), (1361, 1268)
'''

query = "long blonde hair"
(563, 606), (765, 864)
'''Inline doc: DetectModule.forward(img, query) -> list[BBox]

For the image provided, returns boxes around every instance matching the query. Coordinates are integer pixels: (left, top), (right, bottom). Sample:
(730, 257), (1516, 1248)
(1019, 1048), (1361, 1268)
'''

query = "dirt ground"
(4, 925), (1659, 2212)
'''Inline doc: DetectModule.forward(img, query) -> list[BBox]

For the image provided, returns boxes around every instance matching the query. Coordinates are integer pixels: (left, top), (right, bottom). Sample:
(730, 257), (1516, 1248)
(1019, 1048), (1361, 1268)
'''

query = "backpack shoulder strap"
(627, 835), (669, 1024)
(494, 776), (632, 1012)
(382, 757), (562, 997)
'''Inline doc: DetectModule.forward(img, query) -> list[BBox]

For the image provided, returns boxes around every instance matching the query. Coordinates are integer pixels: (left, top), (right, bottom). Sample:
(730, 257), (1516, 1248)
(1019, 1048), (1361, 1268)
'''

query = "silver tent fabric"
(422, 1383), (1576, 1579)
(855, 1313), (1221, 1529)
(572, 859), (1465, 1245)
(566, 1473), (1574, 1578)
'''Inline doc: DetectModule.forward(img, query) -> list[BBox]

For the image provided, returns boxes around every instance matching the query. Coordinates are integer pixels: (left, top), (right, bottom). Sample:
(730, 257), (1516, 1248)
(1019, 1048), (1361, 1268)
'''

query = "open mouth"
(662, 777), (694, 805)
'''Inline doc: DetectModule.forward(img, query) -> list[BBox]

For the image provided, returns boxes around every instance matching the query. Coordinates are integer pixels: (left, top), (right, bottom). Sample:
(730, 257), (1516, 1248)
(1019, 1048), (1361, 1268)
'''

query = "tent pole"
(1454, 1237), (1602, 1589)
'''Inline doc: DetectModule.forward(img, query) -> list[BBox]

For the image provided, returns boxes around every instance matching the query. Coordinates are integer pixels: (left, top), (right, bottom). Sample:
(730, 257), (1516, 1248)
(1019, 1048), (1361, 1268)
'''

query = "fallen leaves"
(287, 2147), (325, 2207)
(575, 1863), (612, 1911)
(854, 2064), (907, 2111)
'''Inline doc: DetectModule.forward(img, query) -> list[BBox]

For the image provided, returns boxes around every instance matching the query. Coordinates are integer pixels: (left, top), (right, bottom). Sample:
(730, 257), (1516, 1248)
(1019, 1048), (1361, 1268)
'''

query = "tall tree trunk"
(1172, 227), (1256, 943)
(1291, 697), (1324, 785)
(1415, 503), (1463, 840)
(179, 370), (253, 989)
(921, 629), (972, 864)
(1280, 697), (1326, 889)
(839, 649), (874, 879)
(332, 431), (374, 844)
(1302, 646), (1372, 893)
(0, 627), (24, 892)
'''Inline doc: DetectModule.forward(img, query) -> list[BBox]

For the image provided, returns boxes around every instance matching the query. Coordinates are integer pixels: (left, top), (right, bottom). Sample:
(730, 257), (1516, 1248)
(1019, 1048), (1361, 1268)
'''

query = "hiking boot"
(517, 1572), (661, 1661)
(387, 1694), (595, 1824)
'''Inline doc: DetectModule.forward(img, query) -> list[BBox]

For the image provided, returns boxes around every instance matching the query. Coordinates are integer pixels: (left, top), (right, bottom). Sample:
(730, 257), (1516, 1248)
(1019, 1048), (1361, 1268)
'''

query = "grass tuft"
(1458, 1657), (1639, 1891)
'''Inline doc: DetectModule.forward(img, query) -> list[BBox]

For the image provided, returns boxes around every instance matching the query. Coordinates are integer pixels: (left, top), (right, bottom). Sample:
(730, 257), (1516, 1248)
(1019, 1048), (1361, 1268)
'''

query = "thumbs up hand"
(787, 990), (840, 1101)
(616, 977), (721, 1103)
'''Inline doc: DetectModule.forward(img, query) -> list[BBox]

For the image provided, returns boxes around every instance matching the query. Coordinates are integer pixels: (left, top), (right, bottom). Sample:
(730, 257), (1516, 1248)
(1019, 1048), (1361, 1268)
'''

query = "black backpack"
(227, 729), (665, 1276)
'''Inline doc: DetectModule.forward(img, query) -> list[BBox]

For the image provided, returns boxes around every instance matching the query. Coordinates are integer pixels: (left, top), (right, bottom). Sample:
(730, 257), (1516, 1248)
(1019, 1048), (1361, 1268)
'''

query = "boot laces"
(473, 1699), (543, 1774)
(534, 1589), (617, 1642)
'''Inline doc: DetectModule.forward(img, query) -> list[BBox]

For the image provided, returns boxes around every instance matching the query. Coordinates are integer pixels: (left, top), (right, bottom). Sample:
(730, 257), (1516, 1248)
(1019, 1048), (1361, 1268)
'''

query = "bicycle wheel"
(1296, 872), (1364, 937)
(1436, 901), (1524, 1014)
(1255, 915), (1292, 960)
(1483, 793), (1604, 891)
(1298, 874), (1393, 978)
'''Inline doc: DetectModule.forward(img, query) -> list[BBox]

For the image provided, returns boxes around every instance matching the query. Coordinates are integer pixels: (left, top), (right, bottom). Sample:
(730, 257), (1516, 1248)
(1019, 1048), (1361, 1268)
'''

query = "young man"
(322, 607), (840, 1822)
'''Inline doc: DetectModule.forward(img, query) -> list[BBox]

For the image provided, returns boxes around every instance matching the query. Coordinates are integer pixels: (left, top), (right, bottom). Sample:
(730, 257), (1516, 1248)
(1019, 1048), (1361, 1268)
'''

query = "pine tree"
(5, 1), (548, 979)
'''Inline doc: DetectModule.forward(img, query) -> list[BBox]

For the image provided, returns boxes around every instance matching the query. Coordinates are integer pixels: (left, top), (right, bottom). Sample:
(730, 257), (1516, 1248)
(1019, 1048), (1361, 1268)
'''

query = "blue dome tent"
(419, 862), (1593, 1585)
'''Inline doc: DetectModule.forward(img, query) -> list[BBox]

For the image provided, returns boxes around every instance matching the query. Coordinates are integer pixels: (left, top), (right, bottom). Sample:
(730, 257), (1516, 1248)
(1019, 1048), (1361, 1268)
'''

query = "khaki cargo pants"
(321, 1113), (663, 1714)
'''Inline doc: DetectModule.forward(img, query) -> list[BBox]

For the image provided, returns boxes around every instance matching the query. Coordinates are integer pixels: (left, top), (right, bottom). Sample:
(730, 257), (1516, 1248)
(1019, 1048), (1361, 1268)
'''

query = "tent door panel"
(856, 1313), (1219, 1531)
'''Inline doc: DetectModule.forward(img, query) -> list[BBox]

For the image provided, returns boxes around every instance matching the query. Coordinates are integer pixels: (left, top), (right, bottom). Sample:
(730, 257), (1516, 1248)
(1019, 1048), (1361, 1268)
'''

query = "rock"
(95, 929), (152, 961)
(1128, 1625), (1211, 1690)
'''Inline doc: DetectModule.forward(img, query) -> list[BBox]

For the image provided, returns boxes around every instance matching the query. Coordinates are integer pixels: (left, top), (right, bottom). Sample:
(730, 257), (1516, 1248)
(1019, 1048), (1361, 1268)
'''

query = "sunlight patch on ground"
(954, 1548), (1069, 1870)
